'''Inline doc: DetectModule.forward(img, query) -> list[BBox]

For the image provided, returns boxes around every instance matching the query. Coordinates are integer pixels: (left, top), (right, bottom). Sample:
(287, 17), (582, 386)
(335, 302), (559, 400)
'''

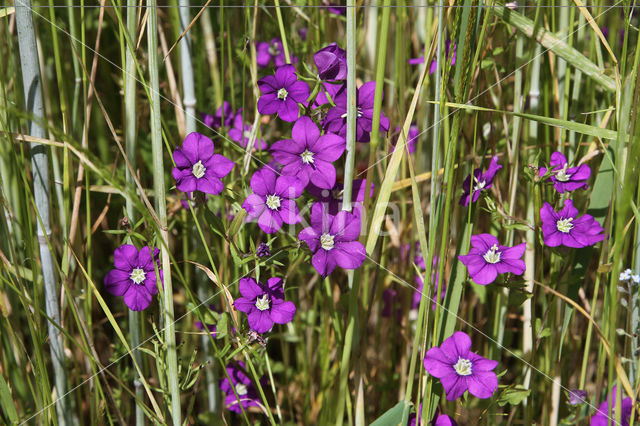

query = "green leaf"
(0, 372), (18, 424)
(497, 386), (531, 406)
(370, 400), (408, 426)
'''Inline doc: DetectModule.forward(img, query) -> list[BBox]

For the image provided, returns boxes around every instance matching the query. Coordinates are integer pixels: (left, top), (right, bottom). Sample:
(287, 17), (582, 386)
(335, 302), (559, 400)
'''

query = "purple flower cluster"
(104, 244), (162, 311)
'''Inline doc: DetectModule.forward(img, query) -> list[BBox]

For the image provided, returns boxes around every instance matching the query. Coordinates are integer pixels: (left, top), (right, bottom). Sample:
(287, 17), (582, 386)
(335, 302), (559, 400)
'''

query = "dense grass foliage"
(1, 2), (640, 425)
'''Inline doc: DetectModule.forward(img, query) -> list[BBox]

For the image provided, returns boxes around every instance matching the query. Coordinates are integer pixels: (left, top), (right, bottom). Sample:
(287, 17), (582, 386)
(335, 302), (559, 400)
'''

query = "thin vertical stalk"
(273, 0), (291, 64)
(336, 3), (358, 425)
(201, 8), (222, 107)
(124, 1), (144, 424)
(148, 1), (182, 424)
(15, 1), (70, 424)
(179, 0), (196, 135)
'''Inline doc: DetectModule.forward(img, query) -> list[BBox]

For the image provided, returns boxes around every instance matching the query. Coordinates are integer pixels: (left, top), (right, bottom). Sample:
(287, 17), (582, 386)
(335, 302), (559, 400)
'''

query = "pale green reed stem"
(179, 0), (196, 134)
(336, 2), (358, 425)
(124, 1), (144, 424)
(15, 1), (70, 424)
(148, 1), (181, 424)
(274, 0), (291, 64)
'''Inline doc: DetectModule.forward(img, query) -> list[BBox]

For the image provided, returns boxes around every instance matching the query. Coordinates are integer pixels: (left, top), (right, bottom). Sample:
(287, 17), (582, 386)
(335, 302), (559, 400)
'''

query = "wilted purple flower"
(220, 361), (261, 413)
(228, 108), (267, 150)
(179, 191), (208, 210)
(257, 65), (309, 122)
(271, 116), (345, 189)
(423, 331), (498, 401)
(256, 242), (270, 258)
(540, 200), (605, 248)
(460, 156), (502, 206)
(104, 244), (162, 311)
(314, 43), (347, 81)
(324, 81), (390, 142)
(242, 167), (303, 234)
(569, 389), (587, 405)
(391, 124), (419, 154)
(381, 288), (399, 319)
(202, 101), (233, 129)
(255, 38), (296, 68)
(539, 151), (591, 193)
(306, 178), (374, 217)
(591, 386), (632, 426)
(234, 277), (296, 333)
(458, 234), (526, 285)
(172, 132), (235, 195)
(298, 202), (367, 276)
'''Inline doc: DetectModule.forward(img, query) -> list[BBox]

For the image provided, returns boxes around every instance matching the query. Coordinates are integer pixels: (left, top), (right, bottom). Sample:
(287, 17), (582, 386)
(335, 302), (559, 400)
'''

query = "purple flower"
(306, 178), (374, 217)
(539, 151), (591, 193)
(228, 108), (267, 150)
(257, 65), (309, 122)
(271, 116), (345, 189)
(324, 81), (390, 142)
(104, 244), (162, 311)
(171, 132), (235, 195)
(298, 202), (367, 276)
(391, 124), (419, 154)
(220, 361), (261, 413)
(255, 38), (297, 68)
(459, 156), (502, 206)
(298, 27), (308, 41)
(314, 43), (347, 81)
(256, 242), (270, 258)
(458, 234), (526, 285)
(540, 200), (606, 248)
(242, 167), (303, 234)
(202, 101), (232, 129)
(423, 331), (498, 401)
(569, 389), (587, 405)
(234, 277), (296, 333)
(413, 255), (444, 311)
(323, 0), (346, 15)
(408, 40), (456, 75)
(591, 386), (632, 426)
(409, 405), (457, 426)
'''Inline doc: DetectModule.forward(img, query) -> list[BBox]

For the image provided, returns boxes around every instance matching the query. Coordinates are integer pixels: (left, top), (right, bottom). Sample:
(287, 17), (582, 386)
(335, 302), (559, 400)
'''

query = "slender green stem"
(273, 0), (291, 64)
(15, 2), (70, 424)
(148, 1), (181, 424)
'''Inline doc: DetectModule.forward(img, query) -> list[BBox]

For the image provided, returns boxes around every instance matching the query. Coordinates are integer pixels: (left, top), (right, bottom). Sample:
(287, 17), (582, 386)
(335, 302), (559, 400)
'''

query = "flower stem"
(148, 1), (181, 424)
(273, 0), (291, 64)
(15, 1), (71, 424)
(179, 0), (196, 135)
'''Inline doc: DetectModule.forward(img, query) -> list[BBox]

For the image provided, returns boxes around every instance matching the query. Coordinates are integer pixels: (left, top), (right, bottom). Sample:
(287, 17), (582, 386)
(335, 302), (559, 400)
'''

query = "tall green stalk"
(179, 0), (196, 135)
(124, 1), (144, 424)
(15, 1), (70, 424)
(148, 1), (181, 424)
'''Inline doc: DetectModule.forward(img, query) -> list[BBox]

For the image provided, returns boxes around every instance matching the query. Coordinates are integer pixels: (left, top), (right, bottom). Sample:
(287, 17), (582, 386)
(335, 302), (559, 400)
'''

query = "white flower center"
(277, 88), (288, 100)
(243, 129), (252, 139)
(268, 43), (280, 56)
(341, 107), (363, 118)
(320, 233), (335, 251)
(255, 294), (270, 311)
(265, 194), (281, 210)
(235, 383), (248, 395)
(473, 176), (486, 192)
(300, 149), (315, 164)
(130, 267), (146, 285)
(453, 357), (473, 376)
(555, 164), (571, 182)
(482, 244), (501, 264)
(556, 217), (574, 233)
(192, 160), (206, 179)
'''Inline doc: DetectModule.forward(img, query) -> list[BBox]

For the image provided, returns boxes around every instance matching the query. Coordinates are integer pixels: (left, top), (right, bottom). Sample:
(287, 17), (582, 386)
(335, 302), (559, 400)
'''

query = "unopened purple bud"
(257, 242), (270, 258)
